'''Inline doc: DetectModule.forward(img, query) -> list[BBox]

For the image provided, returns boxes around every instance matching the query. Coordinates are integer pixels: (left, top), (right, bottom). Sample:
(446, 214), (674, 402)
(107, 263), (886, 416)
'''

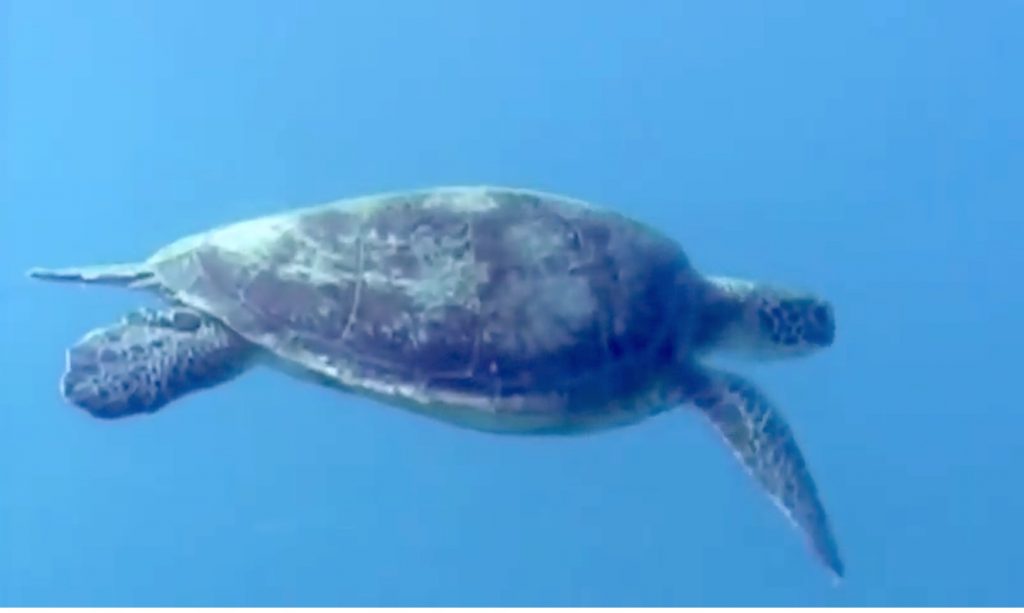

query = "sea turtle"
(29, 186), (842, 578)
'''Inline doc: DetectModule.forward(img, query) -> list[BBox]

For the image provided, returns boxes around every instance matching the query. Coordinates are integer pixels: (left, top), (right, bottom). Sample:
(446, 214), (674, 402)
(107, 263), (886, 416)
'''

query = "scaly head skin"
(698, 276), (836, 359)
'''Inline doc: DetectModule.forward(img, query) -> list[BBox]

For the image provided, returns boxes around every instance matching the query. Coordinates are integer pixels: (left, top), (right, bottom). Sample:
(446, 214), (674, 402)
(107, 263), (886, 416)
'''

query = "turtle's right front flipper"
(61, 307), (257, 418)
(690, 368), (844, 580)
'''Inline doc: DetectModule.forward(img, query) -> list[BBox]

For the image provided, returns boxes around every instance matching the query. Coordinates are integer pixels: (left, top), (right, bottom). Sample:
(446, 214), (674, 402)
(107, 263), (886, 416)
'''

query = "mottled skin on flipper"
(61, 307), (255, 417)
(688, 367), (844, 579)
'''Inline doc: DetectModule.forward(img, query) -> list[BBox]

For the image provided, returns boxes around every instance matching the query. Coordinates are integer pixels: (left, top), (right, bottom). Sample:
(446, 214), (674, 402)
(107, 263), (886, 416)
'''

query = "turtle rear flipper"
(28, 263), (155, 288)
(61, 307), (257, 418)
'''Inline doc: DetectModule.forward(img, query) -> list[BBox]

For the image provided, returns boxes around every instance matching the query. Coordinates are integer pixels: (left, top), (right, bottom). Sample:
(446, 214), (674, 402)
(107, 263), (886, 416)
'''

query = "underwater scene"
(2, 0), (1022, 606)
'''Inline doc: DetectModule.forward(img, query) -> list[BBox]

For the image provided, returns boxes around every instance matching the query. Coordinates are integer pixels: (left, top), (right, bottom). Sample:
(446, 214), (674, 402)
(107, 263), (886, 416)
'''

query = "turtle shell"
(146, 187), (701, 430)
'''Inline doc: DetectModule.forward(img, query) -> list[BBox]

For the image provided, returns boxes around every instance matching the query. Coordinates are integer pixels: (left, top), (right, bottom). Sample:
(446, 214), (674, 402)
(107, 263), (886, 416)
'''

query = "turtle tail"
(27, 263), (155, 288)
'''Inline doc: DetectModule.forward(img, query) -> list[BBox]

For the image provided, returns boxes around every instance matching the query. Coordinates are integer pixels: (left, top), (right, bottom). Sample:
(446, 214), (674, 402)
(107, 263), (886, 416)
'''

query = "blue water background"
(2, 0), (1022, 605)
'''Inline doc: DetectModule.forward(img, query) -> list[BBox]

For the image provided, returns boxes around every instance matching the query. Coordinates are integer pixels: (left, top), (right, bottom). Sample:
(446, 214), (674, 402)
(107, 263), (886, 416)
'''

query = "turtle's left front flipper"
(691, 369), (844, 580)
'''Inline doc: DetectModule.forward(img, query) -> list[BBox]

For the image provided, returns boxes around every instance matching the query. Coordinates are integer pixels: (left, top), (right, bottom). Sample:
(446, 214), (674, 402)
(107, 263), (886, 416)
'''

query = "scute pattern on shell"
(149, 188), (698, 420)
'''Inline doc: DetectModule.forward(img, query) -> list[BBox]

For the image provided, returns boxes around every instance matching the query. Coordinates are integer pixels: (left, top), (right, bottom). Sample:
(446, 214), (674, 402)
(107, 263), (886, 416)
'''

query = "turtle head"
(699, 276), (835, 359)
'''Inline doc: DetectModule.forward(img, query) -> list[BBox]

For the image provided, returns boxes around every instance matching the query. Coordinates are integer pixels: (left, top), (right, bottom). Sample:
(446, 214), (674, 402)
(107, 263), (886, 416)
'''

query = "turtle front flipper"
(60, 307), (257, 418)
(690, 368), (844, 580)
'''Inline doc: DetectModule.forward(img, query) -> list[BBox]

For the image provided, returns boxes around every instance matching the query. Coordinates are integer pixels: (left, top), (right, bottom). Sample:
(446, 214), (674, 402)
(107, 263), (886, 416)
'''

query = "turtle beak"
(804, 301), (836, 347)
